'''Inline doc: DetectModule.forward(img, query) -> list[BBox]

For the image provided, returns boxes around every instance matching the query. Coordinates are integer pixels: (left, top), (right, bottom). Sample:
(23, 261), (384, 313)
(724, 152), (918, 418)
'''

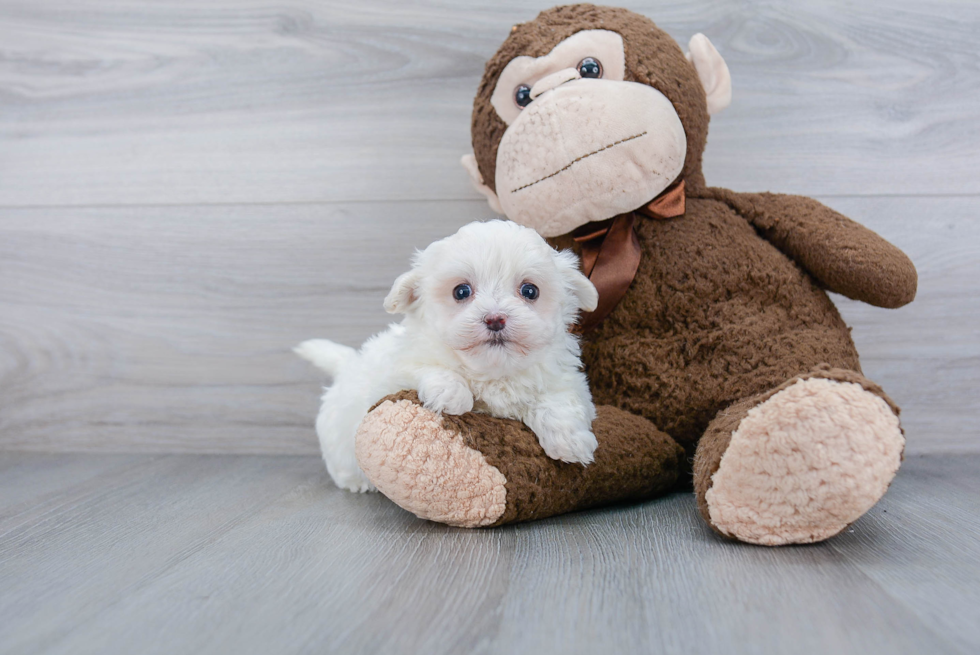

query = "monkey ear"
(686, 34), (732, 116)
(461, 154), (504, 214)
(383, 270), (420, 314)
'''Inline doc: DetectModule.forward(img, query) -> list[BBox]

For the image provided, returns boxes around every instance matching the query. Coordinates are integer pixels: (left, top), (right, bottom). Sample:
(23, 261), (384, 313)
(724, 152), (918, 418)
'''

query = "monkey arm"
(706, 188), (917, 308)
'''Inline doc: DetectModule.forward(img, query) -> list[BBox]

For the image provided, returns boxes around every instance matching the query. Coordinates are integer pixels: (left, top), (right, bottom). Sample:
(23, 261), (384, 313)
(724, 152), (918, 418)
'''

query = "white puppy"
(295, 219), (600, 493)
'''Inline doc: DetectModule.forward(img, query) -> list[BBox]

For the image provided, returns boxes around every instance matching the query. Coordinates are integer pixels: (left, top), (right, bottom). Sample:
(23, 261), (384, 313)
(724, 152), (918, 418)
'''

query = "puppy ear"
(384, 270), (419, 314)
(555, 250), (599, 312)
(461, 154), (504, 214)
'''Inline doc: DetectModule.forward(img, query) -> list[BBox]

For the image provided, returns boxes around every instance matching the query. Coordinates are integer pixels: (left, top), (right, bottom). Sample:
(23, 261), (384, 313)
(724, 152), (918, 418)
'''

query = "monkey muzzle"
(494, 78), (687, 238)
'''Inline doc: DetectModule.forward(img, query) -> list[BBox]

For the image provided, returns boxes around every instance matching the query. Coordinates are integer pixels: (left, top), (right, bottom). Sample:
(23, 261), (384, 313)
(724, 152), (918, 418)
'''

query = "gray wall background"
(1, 0), (977, 454)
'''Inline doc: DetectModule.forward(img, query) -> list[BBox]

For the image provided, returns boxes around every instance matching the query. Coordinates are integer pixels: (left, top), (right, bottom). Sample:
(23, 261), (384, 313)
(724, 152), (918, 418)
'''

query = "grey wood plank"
(1, 197), (976, 454)
(3, 454), (971, 655)
(830, 455), (980, 654)
(0, 453), (320, 654)
(0, 200), (484, 454)
(0, 0), (978, 207)
(823, 196), (980, 454)
(0, 452), (148, 524)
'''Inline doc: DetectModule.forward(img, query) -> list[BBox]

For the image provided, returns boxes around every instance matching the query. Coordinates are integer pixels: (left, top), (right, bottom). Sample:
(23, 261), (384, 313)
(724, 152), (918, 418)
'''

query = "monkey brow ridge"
(510, 131), (648, 193)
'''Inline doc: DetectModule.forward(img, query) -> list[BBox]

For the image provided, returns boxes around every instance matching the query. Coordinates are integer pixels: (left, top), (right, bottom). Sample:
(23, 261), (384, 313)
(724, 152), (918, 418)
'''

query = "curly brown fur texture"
(356, 5), (917, 540)
(372, 391), (684, 526)
(472, 4), (710, 195)
(554, 193), (908, 456)
(478, 4), (914, 521)
(704, 188), (918, 308)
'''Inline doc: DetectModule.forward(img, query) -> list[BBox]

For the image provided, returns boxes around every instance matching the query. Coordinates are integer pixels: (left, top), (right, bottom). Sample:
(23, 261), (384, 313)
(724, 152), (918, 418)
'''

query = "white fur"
(296, 220), (600, 492)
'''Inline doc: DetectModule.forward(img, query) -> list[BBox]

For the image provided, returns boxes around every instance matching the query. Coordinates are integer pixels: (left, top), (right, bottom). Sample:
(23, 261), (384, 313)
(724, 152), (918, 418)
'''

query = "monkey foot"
(695, 371), (905, 546)
(355, 395), (507, 527)
(355, 391), (684, 527)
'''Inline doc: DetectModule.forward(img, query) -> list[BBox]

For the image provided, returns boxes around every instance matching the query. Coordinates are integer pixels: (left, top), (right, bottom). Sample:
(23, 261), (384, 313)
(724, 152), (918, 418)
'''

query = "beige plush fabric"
(490, 29), (627, 125)
(704, 378), (904, 546)
(495, 79), (686, 236)
(355, 399), (507, 528)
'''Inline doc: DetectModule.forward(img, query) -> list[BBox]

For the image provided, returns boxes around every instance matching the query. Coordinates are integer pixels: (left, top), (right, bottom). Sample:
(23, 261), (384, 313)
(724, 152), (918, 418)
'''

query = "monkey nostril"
(485, 315), (507, 332)
(529, 67), (582, 100)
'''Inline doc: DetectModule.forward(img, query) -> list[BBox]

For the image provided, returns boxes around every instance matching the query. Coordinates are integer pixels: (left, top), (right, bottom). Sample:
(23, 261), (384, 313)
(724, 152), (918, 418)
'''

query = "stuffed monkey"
(353, 4), (917, 545)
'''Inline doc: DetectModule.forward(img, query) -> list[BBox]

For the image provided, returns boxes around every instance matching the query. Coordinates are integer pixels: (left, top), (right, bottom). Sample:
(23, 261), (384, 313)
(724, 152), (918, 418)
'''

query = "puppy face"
(385, 220), (597, 373)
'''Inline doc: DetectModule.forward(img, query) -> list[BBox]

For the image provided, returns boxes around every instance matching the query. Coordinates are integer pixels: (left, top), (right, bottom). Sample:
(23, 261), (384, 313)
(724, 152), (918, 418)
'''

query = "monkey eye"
(514, 84), (532, 108)
(577, 57), (602, 79)
(453, 283), (472, 302)
(520, 283), (539, 301)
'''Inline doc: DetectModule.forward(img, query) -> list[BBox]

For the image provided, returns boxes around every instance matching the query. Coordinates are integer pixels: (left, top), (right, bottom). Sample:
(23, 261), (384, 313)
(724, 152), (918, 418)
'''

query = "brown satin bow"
(572, 180), (686, 333)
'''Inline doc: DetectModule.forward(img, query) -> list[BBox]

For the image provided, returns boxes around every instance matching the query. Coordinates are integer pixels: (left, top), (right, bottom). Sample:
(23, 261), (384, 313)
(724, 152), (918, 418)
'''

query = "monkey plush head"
(462, 4), (731, 237)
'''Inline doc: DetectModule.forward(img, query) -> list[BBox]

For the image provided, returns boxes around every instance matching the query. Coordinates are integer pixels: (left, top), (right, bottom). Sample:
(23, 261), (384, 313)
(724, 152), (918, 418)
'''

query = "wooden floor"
(1, 452), (978, 655)
(2, 1), (979, 653)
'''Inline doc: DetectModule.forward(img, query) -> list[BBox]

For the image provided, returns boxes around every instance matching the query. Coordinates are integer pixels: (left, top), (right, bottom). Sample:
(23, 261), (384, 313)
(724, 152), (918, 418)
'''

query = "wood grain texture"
(0, 0), (978, 454)
(0, 0), (978, 206)
(828, 455), (980, 655)
(0, 453), (320, 653)
(827, 197), (980, 453)
(1, 452), (977, 654)
(2, 3), (976, 652)
(1, 196), (976, 454)
(0, 200), (483, 453)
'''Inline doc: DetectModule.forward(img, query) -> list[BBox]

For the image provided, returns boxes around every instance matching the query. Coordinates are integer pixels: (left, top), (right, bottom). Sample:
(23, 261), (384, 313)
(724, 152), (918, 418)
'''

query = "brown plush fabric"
(704, 188), (917, 308)
(568, 196), (866, 456)
(472, 4), (710, 196)
(471, 6), (914, 458)
(372, 391), (685, 526)
(692, 365), (902, 535)
(355, 5), (918, 538)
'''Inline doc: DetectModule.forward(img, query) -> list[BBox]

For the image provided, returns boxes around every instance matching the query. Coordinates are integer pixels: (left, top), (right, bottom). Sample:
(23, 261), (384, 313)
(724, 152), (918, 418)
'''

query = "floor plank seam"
(1, 192), (978, 212)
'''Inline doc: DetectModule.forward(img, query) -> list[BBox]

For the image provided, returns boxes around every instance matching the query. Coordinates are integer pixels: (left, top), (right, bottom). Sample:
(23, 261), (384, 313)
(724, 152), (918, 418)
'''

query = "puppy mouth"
(459, 333), (528, 355)
(483, 334), (532, 357)
(509, 131), (648, 193)
(463, 335), (509, 350)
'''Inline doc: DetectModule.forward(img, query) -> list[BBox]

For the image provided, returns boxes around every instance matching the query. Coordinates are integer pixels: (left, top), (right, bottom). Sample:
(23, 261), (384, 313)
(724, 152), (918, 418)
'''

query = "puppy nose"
(485, 315), (507, 332)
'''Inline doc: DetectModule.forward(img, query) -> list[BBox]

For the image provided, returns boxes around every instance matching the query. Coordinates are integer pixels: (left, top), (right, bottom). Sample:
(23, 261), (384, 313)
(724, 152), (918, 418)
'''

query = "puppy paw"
(537, 428), (598, 465)
(419, 381), (474, 416)
(328, 466), (377, 493)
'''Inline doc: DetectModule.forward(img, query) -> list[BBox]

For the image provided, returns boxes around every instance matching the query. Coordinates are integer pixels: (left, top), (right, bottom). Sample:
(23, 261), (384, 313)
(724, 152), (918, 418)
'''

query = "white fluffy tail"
(294, 339), (357, 378)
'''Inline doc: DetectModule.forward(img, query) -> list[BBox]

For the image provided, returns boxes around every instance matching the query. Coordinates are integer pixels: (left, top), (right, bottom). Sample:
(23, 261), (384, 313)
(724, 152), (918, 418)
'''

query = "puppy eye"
(520, 283), (539, 301)
(453, 283), (472, 302)
(578, 57), (602, 79)
(514, 84), (532, 108)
